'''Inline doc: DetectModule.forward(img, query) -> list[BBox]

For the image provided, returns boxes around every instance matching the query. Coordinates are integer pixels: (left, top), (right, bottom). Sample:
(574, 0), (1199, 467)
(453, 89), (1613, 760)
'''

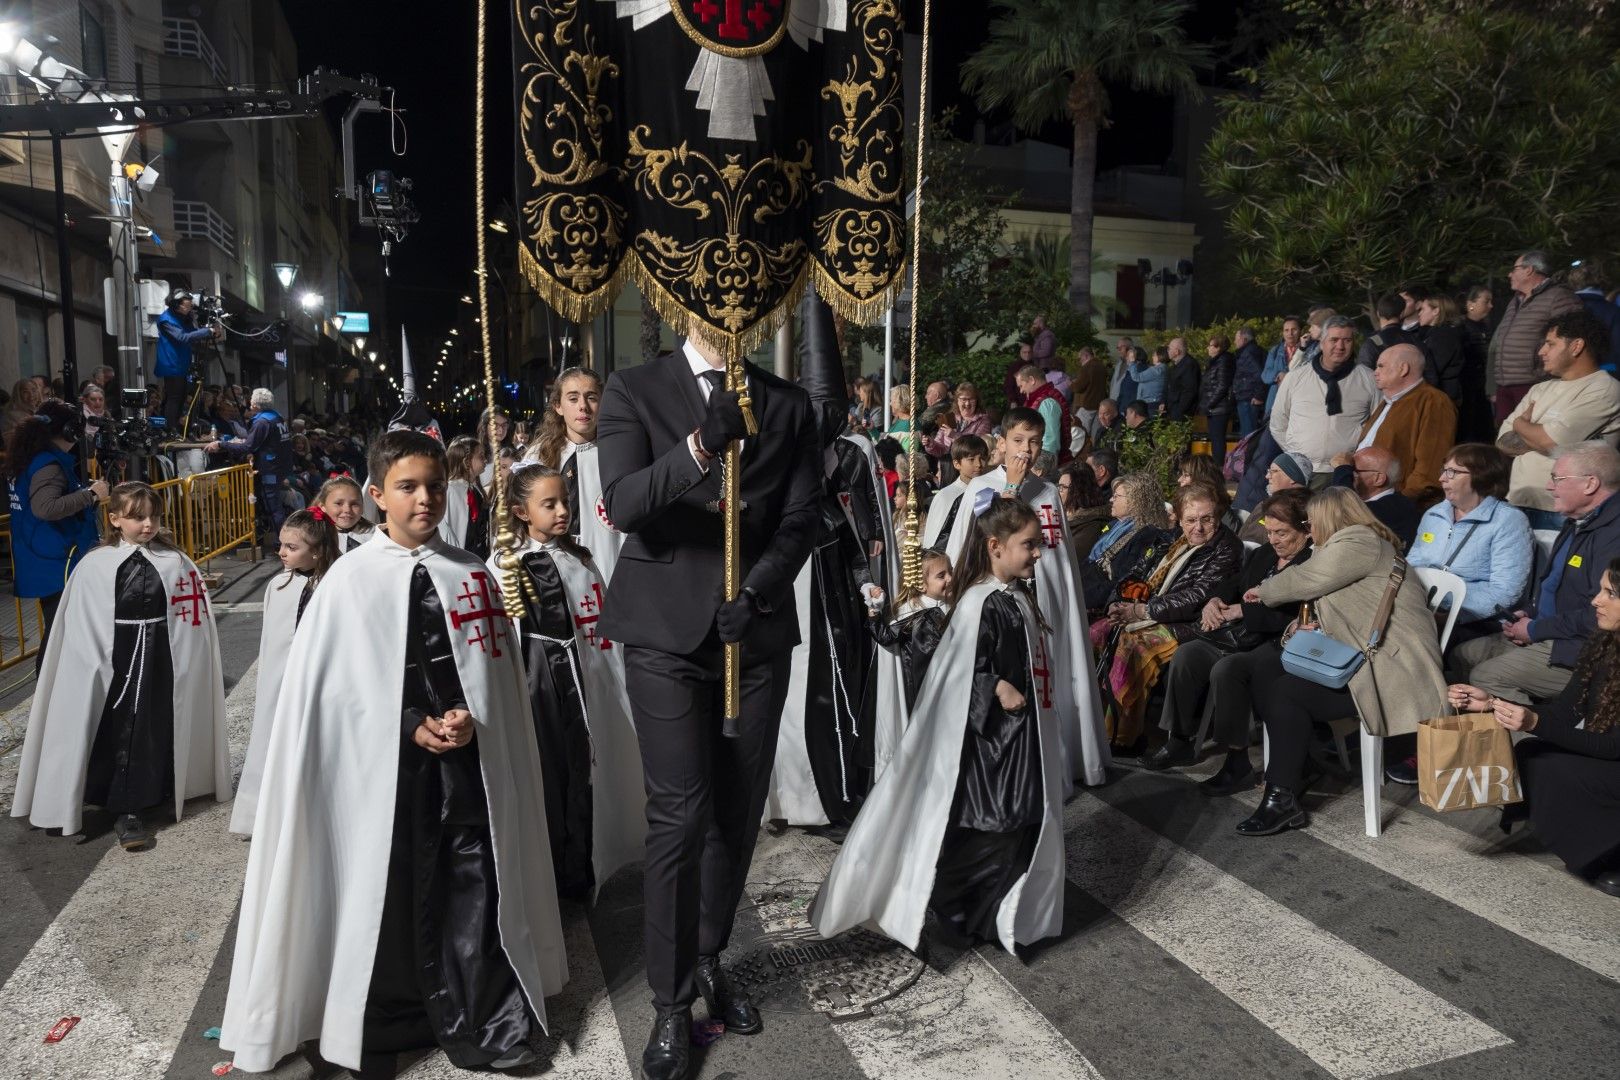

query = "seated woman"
(1238, 488), (1447, 836)
(1177, 453), (1243, 532)
(1408, 442), (1532, 636)
(1143, 489), (1314, 795)
(1057, 460), (1112, 559)
(1454, 557), (1620, 898)
(1083, 472), (1172, 610)
(1090, 482), (1244, 749)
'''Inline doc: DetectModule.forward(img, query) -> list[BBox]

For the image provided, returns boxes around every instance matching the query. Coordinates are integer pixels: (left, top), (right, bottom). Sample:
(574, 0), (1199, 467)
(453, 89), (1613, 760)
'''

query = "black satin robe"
(932, 588), (1045, 942)
(362, 565), (534, 1069)
(84, 551), (174, 816)
(515, 548), (596, 899)
(867, 604), (947, 710)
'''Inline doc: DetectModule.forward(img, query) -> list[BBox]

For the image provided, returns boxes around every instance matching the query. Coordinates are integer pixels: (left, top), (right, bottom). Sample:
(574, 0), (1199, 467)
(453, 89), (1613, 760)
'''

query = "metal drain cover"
(722, 879), (925, 1020)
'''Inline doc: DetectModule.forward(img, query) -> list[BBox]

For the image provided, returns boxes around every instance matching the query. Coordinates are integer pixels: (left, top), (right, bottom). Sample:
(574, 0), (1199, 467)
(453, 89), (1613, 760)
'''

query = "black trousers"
(34, 592), (62, 676)
(1252, 663), (1353, 790)
(1160, 639), (1281, 749)
(161, 375), (190, 431)
(1205, 409), (1232, 466)
(625, 640), (791, 1011)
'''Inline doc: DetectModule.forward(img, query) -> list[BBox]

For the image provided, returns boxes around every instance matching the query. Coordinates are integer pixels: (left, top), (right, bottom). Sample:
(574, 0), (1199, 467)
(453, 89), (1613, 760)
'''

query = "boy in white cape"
(221, 431), (566, 1075)
(944, 406), (1110, 792)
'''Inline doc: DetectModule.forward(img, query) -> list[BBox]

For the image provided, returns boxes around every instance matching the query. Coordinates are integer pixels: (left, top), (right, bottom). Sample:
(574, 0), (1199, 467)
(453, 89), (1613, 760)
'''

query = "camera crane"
(0, 67), (416, 478)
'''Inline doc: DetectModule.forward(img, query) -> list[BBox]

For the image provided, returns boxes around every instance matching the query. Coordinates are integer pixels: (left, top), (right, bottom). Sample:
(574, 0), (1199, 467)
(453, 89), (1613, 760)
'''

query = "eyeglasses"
(1550, 473), (1594, 485)
(1439, 467), (1471, 479)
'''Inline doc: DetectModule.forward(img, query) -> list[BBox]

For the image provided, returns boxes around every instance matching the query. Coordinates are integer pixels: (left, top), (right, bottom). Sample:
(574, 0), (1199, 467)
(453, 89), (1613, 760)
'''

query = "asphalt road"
(1, 559), (1617, 1080)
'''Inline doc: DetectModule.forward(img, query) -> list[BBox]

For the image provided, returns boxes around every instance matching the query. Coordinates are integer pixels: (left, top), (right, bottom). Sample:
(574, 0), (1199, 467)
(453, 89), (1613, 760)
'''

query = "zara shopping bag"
(1417, 713), (1524, 812)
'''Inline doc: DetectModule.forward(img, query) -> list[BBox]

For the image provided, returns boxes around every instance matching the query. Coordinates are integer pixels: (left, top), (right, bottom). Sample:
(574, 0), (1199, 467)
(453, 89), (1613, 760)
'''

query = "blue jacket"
(1132, 362), (1166, 405)
(8, 449), (101, 598)
(1530, 492), (1620, 667)
(1234, 341), (1267, 404)
(1262, 342), (1296, 416)
(1407, 496), (1532, 623)
(218, 409), (290, 481)
(155, 309), (213, 378)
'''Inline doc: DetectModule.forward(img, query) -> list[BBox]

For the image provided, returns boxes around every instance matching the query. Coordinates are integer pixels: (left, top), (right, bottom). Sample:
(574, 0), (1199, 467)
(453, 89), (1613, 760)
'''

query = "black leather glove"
(716, 588), (766, 642)
(698, 390), (748, 455)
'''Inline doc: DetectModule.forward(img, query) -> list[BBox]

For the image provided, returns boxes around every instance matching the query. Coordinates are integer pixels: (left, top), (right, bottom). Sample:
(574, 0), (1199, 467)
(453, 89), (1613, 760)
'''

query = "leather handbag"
(1281, 558), (1406, 689)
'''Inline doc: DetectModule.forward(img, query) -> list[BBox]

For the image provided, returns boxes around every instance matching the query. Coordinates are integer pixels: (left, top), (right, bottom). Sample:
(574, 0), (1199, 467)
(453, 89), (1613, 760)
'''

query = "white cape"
(221, 533), (567, 1073)
(489, 537), (645, 893)
(11, 542), (229, 835)
(943, 466), (1110, 791)
(438, 478), (474, 550)
(336, 522), (375, 555)
(559, 440), (625, 585)
(808, 580), (1065, 954)
(921, 477), (968, 549)
(228, 570), (304, 836)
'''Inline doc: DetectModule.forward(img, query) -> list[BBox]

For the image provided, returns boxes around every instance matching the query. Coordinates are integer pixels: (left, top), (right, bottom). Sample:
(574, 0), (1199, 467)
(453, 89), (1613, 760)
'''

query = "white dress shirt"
(1357, 380), (1420, 450)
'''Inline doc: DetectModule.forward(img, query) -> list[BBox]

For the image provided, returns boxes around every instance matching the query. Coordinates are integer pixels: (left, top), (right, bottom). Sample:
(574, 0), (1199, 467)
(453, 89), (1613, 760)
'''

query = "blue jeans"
(1236, 401), (1259, 439)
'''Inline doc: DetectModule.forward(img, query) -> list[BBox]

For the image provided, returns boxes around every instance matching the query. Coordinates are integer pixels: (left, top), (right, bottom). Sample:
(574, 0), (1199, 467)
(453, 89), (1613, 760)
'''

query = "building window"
(80, 5), (108, 80)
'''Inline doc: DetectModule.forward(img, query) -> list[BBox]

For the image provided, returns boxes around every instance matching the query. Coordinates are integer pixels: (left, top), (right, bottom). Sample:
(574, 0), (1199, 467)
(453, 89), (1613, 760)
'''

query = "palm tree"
(963, 0), (1209, 317)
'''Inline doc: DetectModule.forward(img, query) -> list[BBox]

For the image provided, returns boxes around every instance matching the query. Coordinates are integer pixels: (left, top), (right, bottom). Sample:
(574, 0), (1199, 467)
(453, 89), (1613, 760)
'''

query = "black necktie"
(563, 457), (582, 538)
(700, 369), (726, 397)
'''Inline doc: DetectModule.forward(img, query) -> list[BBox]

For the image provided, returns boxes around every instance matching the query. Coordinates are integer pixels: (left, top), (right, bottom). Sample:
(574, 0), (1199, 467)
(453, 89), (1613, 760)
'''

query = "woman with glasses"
(1090, 482), (1243, 751)
(1408, 444), (1532, 635)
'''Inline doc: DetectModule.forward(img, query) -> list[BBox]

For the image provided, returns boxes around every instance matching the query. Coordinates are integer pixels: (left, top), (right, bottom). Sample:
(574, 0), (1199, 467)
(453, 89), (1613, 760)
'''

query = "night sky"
(281, 0), (1239, 351)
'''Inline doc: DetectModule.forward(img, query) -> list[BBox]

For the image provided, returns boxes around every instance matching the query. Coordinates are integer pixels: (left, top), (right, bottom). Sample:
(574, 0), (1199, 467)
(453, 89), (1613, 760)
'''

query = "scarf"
(1144, 537), (1192, 594)
(1311, 355), (1355, 416)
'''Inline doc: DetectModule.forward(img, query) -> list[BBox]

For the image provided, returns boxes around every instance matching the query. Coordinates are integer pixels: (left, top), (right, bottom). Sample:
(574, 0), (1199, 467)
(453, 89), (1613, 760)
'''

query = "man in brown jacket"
(1070, 346), (1107, 446)
(1490, 250), (1580, 422)
(1355, 343), (1457, 507)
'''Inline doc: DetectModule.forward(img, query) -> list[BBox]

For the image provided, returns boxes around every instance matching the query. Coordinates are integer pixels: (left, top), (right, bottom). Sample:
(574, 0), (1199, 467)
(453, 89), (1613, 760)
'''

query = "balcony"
(162, 18), (229, 86)
(173, 199), (236, 258)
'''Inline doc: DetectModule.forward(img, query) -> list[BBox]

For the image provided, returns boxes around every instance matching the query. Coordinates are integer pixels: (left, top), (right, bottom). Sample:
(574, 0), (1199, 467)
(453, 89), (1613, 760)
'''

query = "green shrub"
(1114, 418), (1195, 499)
(1137, 316), (1288, 354)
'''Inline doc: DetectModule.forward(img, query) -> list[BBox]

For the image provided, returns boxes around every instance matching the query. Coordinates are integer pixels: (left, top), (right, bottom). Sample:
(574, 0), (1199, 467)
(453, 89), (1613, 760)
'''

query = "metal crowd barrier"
(0, 463), (258, 672)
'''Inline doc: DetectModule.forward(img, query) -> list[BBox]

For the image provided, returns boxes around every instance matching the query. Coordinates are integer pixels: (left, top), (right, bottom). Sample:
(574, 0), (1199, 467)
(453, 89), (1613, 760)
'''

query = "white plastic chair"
(1242, 539), (1260, 554)
(1236, 507), (1251, 524)
(1326, 567), (1465, 837)
(1531, 529), (1560, 585)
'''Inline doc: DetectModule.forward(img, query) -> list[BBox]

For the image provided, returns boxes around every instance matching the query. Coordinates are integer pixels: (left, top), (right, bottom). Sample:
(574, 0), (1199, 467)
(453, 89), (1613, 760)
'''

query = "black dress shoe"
(695, 955), (762, 1035)
(1139, 739), (1197, 771)
(641, 1008), (691, 1080)
(1235, 785), (1309, 836)
(1594, 870), (1620, 899)
(115, 814), (152, 852)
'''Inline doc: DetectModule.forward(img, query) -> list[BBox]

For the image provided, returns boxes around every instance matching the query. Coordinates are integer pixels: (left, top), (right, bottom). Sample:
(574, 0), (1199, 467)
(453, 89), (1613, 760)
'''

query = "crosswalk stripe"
(0, 674), (257, 1079)
(1233, 785), (1620, 984)
(749, 829), (1107, 1080)
(1067, 792), (1512, 1080)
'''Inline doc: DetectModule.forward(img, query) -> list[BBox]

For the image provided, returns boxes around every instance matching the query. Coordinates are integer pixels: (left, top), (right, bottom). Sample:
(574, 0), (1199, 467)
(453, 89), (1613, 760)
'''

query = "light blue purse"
(1280, 559), (1406, 689)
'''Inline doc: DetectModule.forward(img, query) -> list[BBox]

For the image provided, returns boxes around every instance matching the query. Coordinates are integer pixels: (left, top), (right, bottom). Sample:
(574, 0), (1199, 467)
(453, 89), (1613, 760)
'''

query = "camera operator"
(5, 401), (107, 672)
(156, 289), (223, 431)
(205, 387), (291, 535)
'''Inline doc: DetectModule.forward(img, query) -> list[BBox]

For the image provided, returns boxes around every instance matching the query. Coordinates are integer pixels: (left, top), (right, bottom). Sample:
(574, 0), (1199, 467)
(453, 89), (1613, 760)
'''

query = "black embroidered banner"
(512, 0), (905, 357)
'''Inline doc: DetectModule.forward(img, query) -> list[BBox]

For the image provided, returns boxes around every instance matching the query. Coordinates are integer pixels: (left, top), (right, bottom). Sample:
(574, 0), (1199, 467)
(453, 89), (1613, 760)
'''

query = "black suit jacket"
(596, 352), (820, 656)
(1167, 357), (1201, 420)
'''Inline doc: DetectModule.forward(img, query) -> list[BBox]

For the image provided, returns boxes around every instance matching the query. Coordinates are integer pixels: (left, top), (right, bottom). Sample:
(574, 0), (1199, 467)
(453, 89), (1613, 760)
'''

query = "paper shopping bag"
(1417, 713), (1524, 812)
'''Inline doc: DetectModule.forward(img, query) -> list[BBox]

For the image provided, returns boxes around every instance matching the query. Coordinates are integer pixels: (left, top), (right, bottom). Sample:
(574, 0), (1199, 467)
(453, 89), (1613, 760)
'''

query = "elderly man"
(1165, 336), (1201, 421)
(1490, 250), (1581, 422)
(1268, 316), (1379, 485)
(1329, 446), (1420, 549)
(1031, 315), (1058, 371)
(1447, 441), (1620, 708)
(206, 388), (292, 534)
(1070, 347), (1107, 446)
(1498, 308), (1620, 529)
(1089, 448), (1119, 490)
(1353, 343), (1456, 507)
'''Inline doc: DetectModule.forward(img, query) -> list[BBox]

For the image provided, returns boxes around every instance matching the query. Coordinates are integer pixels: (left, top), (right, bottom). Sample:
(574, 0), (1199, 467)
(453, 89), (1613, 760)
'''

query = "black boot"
(116, 814), (152, 852)
(641, 1007), (691, 1080)
(1139, 737), (1197, 771)
(695, 955), (762, 1035)
(1200, 750), (1258, 797)
(1235, 785), (1308, 836)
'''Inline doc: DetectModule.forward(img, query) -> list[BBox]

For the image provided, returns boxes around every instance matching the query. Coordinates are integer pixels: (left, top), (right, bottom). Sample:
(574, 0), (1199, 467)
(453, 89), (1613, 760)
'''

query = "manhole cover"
(721, 879), (925, 1020)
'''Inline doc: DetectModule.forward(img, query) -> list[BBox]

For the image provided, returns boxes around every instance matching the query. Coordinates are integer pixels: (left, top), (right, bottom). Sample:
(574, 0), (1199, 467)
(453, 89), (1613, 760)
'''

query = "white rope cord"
(815, 559), (855, 802)
(109, 616), (163, 712)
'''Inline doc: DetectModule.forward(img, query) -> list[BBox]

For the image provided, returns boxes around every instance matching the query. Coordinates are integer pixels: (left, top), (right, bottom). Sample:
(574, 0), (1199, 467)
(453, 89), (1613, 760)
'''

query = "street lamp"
(299, 291), (321, 313)
(273, 263), (299, 291)
(330, 314), (347, 332)
(352, 335), (367, 352)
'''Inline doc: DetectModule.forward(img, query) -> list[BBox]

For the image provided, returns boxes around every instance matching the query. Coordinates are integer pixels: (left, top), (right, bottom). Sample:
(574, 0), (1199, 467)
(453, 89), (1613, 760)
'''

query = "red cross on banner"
(170, 571), (210, 627)
(674, 0), (787, 54)
(575, 582), (612, 650)
(1037, 504), (1063, 550)
(1031, 636), (1054, 711)
(450, 571), (509, 657)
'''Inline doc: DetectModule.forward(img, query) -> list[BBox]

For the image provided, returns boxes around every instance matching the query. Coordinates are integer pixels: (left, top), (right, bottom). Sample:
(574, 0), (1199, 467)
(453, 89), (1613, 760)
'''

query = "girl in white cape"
(314, 475), (375, 553)
(11, 481), (229, 851)
(489, 462), (644, 900)
(438, 435), (489, 560)
(228, 507), (340, 837)
(525, 366), (623, 584)
(810, 494), (1065, 953)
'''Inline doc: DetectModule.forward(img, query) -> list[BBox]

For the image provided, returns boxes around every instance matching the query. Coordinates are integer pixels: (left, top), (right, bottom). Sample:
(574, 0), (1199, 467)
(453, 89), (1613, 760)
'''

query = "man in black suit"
(1330, 445), (1420, 550)
(597, 331), (819, 1080)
